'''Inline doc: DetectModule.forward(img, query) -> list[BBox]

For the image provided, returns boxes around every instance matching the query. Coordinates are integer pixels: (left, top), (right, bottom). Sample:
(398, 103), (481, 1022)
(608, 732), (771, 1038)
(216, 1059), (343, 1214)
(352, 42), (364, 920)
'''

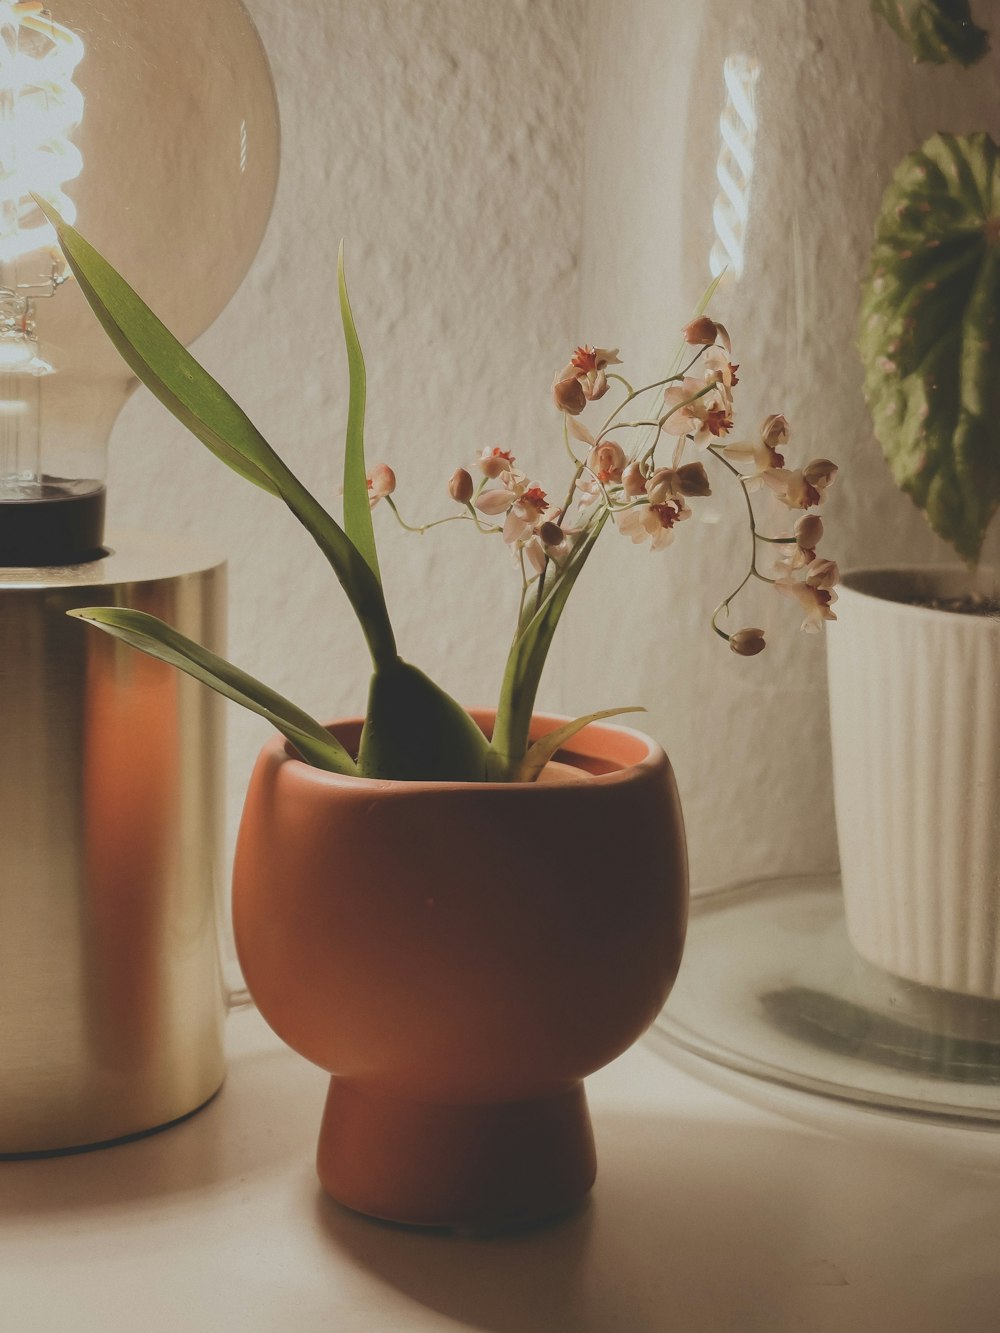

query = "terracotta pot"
(233, 709), (687, 1230)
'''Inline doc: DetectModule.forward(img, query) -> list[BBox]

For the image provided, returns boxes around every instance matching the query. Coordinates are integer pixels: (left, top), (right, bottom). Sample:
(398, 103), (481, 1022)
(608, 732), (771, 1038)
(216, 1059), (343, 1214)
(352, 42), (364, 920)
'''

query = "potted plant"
(41, 201), (840, 1229)
(832, 128), (1000, 999)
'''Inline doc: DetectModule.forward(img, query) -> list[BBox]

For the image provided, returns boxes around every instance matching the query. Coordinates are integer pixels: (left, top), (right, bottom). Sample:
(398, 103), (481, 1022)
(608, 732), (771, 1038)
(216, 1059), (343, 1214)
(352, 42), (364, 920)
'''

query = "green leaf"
(872, 0), (989, 65)
(357, 659), (490, 782)
(68, 607), (359, 775)
(38, 197), (397, 669)
(513, 706), (645, 783)
(488, 516), (608, 781)
(338, 242), (380, 584)
(858, 132), (1000, 563)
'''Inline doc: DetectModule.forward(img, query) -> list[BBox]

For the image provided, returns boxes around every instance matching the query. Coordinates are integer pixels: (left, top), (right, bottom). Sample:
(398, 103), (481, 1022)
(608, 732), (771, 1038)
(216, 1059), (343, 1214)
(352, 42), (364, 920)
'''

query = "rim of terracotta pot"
(267, 708), (668, 792)
(838, 564), (1000, 627)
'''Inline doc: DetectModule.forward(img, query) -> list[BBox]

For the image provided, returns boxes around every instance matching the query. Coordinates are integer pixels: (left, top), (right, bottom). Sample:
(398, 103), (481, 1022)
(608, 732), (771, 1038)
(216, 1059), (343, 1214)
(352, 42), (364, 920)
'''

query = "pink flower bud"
(553, 373), (586, 415)
(589, 441), (627, 483)
(366, 463), (396, 505)
(794, 514), (824, 549)
(448, 467), (474, 504)
(676, 461), (711, 497)
(478, 446), (516, 479)
(622, 461), (647, 497)
(729, 628), (766, 657)
(683, 316), (720, 345)
(760, 414), (790, 449)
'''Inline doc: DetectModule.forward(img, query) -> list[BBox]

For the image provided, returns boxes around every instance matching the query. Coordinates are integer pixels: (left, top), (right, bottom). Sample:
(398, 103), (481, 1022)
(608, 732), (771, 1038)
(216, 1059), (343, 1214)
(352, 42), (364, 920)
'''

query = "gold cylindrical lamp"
(0, 0), (279, 1152)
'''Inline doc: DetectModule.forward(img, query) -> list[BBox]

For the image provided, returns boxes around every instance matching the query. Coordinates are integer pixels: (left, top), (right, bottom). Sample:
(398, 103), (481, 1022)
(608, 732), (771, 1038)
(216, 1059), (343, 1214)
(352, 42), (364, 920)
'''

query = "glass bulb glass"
(0, 0), (280, 565)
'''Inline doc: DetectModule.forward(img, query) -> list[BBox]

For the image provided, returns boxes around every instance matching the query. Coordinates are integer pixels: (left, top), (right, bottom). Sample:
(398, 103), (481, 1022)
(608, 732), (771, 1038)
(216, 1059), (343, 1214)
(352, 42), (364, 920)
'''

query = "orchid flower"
(775, 578), (838, 632)
(553, 345), (622, 414)
(618, 498), (691, 551)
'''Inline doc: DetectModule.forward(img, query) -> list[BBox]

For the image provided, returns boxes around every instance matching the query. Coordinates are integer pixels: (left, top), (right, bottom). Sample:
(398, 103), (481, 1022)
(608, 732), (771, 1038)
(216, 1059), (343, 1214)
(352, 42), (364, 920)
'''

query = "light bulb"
(709, 53), (760, 284)
(0, 0), (279, 565)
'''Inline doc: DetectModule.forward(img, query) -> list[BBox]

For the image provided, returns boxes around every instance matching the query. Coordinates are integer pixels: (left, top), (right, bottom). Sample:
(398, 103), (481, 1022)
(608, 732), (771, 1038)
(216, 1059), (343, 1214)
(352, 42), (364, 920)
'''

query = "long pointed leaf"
(488, 513), (609, 780)
(68, 607), (358, 776)
(39, 198), (397, 670)
(514, 706), (645, 782)
(358, 658), (489, 781)
(338, 242), (380, 583)
(39, 200), (279, 496)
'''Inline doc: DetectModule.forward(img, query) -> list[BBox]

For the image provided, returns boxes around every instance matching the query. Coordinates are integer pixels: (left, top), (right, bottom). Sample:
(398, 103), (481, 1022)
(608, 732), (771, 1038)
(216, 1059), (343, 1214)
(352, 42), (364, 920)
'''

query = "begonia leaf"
(858, 131), (1000, 563)
(871, 0), (988, 65)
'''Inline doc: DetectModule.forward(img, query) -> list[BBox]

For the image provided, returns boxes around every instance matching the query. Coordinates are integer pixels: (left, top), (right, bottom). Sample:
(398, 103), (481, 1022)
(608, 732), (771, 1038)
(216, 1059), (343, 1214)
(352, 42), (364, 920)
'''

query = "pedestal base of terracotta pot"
(316, 1079), (597, 1231)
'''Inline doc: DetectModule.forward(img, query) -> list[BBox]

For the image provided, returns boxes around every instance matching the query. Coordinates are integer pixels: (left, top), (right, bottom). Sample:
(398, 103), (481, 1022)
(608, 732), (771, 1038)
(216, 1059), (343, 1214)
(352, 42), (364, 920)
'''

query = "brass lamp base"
(0, 532), (227, 1154)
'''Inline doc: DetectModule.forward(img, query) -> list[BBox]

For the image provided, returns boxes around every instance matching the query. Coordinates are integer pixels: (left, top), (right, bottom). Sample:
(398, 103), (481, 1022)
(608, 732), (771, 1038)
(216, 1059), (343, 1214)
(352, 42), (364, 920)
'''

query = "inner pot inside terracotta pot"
(839, 565), (1000, 617)
(289, 709), (657, 781)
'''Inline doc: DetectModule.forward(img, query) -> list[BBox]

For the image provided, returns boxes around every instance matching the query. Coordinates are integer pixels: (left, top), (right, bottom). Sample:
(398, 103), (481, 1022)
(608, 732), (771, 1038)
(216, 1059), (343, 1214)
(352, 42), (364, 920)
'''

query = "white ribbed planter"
(827, 567), (1000, 998)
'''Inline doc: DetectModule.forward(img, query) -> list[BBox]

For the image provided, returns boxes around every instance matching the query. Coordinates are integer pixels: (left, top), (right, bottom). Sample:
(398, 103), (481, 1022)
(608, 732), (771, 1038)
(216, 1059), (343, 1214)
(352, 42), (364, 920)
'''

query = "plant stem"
(705, 444), (782, 637)
(385, 496), (499, 536)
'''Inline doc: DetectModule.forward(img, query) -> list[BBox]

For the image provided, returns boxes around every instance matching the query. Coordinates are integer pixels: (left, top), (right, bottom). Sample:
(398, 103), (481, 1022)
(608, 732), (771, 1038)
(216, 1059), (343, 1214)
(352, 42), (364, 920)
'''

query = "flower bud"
(683, 315), (720, 345)
(368, 463), (396, 497)
(538, 521), (564, 547)
(803, 458), (838, 491)
(553, 373), (586, 415)
(794, 513), (824, 549)
(676, 461), (711, 497)
(589, 441), (626, 483)
(622, 461), (647, 497)
(806, 557), (840, 590)
(760, 414), (790, 449)
(447, 467), (474, 504)
(478, 446), (515, 479)
(729, 627), (766, 657)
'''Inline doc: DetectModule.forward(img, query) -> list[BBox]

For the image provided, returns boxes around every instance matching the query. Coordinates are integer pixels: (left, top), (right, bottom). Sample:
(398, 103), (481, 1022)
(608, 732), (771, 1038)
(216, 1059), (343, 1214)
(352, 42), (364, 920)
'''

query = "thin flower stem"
(641, 422), (665, 469)
(605, 371), (635, 394)
(590, 348), (710, 475)
(599, 418), (662, 432)
(711, 570), (753, 638)
(597, 374), (681, 439)
(680, 345), (712, 377)
(707, 445), (758, 563)
(580, 461), (615, 508)
(704, 443), (782, 632)
(385, 496), (499, 536)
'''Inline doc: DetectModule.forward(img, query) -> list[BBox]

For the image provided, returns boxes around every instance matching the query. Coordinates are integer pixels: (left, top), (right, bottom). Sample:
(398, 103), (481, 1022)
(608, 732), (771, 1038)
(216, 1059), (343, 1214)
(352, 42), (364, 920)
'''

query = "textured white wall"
(108, 0), (1000, 893)
(571, 0), (1000, 891)
(107, 0), (586, 862)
